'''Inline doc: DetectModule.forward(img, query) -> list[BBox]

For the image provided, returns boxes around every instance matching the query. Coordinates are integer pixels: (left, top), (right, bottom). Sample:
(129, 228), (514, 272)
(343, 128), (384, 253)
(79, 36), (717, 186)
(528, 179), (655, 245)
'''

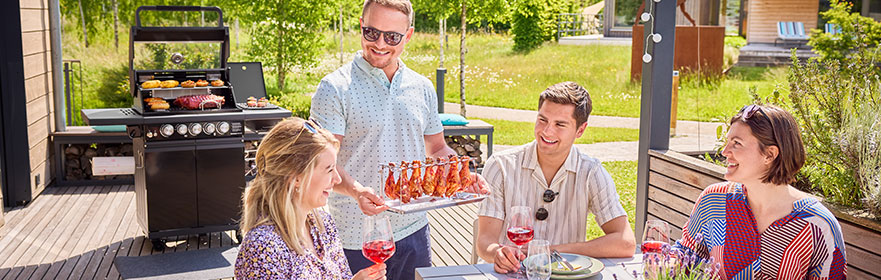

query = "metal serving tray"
(384, 192), (486, 214)
(141, 86), (230, 99)
(235, 103), (279, 110)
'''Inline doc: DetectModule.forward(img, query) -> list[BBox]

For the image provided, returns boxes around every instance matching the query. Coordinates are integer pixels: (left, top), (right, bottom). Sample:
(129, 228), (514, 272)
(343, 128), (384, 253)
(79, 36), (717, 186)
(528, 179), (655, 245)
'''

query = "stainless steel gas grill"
(82, 6), (290, 250)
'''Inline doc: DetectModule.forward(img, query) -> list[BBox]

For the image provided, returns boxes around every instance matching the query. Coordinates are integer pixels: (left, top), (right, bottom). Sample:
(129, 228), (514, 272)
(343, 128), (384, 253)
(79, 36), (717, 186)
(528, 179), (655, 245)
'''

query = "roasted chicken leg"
(398, 161), (411, 203)
(384, 163), (398, 200)
(409, 160), (423, 198)
(459, 156), (474, 190)
(422, 158), (437, 195)
(433, 157), (447, 197)
(445, 156), (461, 197)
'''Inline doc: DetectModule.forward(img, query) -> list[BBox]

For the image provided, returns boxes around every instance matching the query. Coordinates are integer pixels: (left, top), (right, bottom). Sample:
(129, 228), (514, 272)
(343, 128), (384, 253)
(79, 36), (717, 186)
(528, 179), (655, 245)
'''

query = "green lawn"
(586, 161), (638, 240)
(479, 118), (640, 146)
(316, 32), (787, 122)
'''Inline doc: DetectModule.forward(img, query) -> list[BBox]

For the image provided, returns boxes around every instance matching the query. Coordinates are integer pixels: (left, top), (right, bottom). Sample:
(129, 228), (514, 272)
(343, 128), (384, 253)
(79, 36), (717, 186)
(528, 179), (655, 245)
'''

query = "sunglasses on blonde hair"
(259, 118), (324, 174)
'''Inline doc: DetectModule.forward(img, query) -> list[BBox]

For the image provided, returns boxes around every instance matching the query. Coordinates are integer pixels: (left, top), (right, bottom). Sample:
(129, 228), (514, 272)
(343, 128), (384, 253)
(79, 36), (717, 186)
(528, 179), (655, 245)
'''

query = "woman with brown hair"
(234, 118), (386, 279)
(674, 104), (846, 279)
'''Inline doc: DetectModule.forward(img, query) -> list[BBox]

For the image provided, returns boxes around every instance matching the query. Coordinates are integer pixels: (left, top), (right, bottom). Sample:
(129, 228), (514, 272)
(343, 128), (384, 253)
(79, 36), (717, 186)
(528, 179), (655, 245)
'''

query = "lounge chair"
(825, 23), (842, 35)
(775, 21), (809, 46)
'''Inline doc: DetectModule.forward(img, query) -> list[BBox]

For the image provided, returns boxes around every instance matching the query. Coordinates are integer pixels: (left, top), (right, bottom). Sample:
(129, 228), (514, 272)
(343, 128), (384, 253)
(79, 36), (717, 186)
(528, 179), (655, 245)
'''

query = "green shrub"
(723, 36), (746, 69)
(786, 48), (881, 208)
(511, 0), (558, 53)
(95, 64), (132, 109)
(808, 0), (881, 61)
(842, 104), (881, 216)
(271, 92), (312, 119)
(724, 36), (746, 49)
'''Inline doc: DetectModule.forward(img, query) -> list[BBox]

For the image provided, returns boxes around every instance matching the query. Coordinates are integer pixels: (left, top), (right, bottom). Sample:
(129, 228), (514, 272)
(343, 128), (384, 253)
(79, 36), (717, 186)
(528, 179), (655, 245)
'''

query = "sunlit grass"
(318, 31), (787, 122)
(583, 161), (638, 240)
(478, 118), (640, 146)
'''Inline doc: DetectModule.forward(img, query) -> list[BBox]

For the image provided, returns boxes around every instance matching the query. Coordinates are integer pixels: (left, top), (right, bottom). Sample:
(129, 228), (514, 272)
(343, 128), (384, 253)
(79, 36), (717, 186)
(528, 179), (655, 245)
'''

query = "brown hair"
(730, 104), (805, 185)
(538, 81), (593, 127)
(240, 118), (340, 255)
(362, 0), (414, 27)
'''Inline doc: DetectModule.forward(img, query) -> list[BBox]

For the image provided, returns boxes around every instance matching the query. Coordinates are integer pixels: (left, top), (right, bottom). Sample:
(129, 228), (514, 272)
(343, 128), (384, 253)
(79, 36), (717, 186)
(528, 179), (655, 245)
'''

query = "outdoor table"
(416, 254), (644, 280)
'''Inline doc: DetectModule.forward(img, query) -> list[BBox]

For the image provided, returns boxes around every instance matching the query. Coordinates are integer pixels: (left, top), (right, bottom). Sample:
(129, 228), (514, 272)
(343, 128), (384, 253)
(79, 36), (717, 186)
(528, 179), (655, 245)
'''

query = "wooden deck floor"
(427, 203), (479, 267)
(0, 185), (478, 279)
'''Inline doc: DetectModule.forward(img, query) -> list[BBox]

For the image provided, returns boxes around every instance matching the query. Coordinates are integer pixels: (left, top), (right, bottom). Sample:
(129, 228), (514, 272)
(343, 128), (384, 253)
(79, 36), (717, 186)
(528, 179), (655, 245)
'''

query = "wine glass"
(362, 216), (395, 265)
(641, 220), (671, 254)
(525, 239), (551, 280)
(506, 206), (534, 278)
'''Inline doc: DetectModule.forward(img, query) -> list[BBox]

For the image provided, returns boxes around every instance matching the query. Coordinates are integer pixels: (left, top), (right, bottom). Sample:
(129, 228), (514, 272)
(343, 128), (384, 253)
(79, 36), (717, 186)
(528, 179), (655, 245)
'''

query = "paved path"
(558, 35), (633, 46)
(444, 102), (723, 162)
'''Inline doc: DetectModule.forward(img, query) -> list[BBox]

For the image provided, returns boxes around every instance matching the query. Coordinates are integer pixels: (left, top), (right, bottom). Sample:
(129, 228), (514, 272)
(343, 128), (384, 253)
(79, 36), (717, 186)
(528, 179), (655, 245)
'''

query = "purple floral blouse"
(235, 210), (353, 279)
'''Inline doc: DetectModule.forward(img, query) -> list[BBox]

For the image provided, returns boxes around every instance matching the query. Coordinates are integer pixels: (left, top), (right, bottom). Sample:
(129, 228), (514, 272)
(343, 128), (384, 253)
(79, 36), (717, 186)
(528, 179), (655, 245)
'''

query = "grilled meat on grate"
(174, 94), (226, 110)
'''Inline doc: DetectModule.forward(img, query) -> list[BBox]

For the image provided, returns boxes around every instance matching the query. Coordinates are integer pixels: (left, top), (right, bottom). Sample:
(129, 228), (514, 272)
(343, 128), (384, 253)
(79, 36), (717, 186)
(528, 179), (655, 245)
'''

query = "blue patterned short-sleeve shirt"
(310, 51), (443, 249)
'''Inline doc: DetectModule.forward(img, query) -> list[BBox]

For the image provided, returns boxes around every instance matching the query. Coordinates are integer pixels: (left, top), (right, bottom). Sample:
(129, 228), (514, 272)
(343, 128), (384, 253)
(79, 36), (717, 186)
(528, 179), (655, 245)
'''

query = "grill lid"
(129, 6), (230, 98)
(228, 62), (268, 101)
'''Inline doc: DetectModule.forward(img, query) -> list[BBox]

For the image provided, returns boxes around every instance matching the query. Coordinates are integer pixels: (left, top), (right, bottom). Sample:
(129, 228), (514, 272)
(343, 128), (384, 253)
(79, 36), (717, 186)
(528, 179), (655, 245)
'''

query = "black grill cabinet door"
(195, 139), (245, 227)
(144, 141), (199, 232)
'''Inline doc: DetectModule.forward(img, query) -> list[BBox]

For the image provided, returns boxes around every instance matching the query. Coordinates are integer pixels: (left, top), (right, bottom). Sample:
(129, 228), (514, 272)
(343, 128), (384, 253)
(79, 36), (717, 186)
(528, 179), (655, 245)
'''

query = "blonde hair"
(362, 0), (414, 26)
(240, 118), (340, 255)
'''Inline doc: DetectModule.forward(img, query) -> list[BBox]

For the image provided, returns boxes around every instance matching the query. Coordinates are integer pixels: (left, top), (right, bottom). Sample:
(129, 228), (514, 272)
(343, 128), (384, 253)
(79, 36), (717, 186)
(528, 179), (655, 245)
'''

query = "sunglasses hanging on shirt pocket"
(536, 189), (558, 221)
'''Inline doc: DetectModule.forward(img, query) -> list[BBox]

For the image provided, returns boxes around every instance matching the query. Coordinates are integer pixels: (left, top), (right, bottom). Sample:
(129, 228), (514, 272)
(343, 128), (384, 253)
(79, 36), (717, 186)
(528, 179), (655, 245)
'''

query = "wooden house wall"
(745, 0), (819, 43)
(21, 0), (55, 199)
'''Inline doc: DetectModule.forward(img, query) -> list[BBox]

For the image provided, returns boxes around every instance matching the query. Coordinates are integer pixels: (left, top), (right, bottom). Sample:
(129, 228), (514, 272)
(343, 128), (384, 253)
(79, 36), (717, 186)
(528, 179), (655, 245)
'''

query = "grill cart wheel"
(151, 238), (167, 251)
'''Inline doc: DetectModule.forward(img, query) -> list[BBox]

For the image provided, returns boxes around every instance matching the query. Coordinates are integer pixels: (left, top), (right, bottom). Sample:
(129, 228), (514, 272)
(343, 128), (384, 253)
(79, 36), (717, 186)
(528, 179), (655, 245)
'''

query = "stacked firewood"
(63, 143), (134, 181)
(445, 135), (484, 168)
(245, 141), (259, 177)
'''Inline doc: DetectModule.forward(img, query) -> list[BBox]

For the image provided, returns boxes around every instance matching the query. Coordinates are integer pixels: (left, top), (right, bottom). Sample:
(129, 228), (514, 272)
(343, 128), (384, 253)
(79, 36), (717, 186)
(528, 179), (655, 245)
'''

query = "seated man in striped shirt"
(475, 81), (636, 273)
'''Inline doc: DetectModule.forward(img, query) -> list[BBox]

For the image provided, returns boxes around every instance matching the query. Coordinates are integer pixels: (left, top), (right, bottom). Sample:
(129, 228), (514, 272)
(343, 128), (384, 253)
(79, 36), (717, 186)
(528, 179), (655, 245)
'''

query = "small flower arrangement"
(619, 233), (723, 280)
(641, 246), (722, 280)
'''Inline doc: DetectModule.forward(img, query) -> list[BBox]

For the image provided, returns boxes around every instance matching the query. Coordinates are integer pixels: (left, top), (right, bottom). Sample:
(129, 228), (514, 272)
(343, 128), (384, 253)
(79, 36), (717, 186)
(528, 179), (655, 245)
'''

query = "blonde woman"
(235, 118), (386, 280)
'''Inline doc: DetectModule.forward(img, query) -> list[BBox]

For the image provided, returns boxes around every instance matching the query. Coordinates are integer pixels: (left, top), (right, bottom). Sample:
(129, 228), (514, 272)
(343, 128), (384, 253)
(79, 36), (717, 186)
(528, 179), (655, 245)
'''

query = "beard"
(365, 52), (395, 69)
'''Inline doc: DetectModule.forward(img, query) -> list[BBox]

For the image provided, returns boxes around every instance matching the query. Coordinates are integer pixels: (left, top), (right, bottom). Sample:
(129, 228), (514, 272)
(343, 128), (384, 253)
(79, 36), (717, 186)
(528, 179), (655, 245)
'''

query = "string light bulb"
(642, 0), (661, 64)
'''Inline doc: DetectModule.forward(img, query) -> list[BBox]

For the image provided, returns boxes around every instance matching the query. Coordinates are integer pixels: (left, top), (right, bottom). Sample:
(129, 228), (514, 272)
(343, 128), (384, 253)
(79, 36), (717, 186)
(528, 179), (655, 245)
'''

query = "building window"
(614, 0), (642, 27)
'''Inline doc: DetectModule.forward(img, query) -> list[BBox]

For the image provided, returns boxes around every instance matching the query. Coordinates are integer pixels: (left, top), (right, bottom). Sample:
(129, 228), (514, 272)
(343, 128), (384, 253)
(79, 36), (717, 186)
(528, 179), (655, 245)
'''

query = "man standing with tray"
(310, 0), (488, 279)
(474, 82), (637, 274)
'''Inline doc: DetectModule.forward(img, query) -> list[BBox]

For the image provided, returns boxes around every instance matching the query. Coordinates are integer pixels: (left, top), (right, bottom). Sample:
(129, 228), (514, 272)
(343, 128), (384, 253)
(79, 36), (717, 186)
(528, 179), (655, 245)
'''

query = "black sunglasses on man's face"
(361, 26), (405, 46)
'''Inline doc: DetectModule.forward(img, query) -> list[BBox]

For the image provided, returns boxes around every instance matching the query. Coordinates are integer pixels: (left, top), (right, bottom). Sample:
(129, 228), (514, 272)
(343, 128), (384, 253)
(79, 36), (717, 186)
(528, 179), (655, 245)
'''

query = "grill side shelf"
(81, 108), (144, 126)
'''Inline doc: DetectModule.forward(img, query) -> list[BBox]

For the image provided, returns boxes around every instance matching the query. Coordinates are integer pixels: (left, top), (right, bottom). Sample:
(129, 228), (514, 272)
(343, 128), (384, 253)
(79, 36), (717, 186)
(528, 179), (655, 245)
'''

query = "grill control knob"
(176, 124), (188, 136)
(160, 124), (174, 137)
(146, 131), (154, 138)
(189, 123), (202, 136)
(204, 123), (216, 135)
(217, 121), (230, 134)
